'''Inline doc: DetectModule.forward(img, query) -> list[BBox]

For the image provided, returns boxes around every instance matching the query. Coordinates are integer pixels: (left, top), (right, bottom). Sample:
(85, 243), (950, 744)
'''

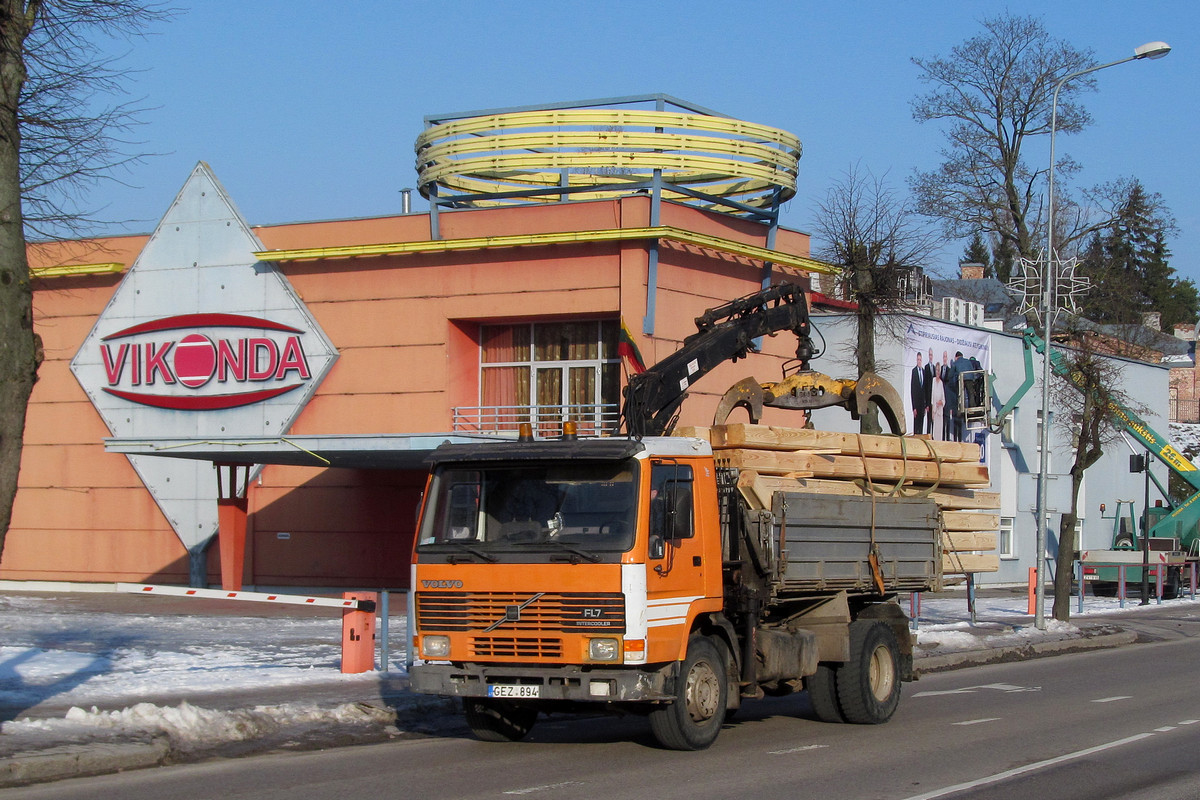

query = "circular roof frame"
(416, 94), (801, 222)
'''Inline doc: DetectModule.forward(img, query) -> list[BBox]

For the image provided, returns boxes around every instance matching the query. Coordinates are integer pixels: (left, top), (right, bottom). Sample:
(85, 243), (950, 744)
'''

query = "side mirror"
(648, 534), (665, 560)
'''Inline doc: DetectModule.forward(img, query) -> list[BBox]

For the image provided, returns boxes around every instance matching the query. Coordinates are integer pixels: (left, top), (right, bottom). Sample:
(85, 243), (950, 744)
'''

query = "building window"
(475, 320), (620, 435)
(999, 516), (1015, 559)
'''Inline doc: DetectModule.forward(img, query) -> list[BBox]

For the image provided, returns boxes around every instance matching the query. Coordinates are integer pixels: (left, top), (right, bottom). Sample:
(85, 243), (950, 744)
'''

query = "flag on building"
(619, 318), (647, 374)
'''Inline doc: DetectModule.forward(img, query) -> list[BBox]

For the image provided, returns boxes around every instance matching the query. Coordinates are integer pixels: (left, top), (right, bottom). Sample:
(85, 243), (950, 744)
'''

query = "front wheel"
(836, 620), (901, 724)
(463, 698), (538, 742)
(649, 636), (728, 750)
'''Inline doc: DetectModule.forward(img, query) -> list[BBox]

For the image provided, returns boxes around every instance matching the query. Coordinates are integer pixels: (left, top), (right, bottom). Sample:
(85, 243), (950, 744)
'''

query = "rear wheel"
(836, 620), (901, 724)
(649, 636), (728, 750)
(463, 698), (538, 742)
(805, 664), (845, 723)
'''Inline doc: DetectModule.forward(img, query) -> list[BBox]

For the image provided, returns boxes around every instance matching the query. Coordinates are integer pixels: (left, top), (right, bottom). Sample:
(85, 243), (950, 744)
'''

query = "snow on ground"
(0, 587), (1195, 753)
(0, 593), (397, 711)
(913, 589), (1200, 652)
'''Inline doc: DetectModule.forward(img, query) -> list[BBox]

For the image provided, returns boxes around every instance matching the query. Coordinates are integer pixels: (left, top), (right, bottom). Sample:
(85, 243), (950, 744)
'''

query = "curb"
(915, 630), (1138, 673)
(0, 738), (170, 788)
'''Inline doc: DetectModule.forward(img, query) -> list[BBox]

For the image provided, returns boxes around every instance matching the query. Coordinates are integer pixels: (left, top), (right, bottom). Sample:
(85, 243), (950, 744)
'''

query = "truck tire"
(462, 698), (538, 742)
(836, 620), (901, 724)
(805, 664), (846, 723)
(649, 635), (727, 750)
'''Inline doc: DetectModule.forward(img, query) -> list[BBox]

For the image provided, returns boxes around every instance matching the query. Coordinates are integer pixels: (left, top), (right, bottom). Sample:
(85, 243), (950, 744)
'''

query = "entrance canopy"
(105, 433), (511, 471)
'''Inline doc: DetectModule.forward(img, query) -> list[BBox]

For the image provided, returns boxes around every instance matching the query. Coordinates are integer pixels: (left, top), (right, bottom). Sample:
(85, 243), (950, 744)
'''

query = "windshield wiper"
(545, 540), (601, 563)
(443, 541), (498, 563)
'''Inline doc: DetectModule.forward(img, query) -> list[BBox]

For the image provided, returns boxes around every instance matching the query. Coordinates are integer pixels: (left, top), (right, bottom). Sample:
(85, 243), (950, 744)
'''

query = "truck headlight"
(422, 635), (450, 659)
(589, 638), (620, 662)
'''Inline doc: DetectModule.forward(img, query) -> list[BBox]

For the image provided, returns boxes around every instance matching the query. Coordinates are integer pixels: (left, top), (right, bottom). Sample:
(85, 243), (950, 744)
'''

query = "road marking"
(952, 718), (1000, 726)
(1156, 726), (1177, 732)
(504, 781), (585, 795)
(769, 744), (829, 755)
(913, 683), (1040, 698)
(1091, 695), (1133, 703)
(898, 733), (1155, 800)
(1180, 719), (1199, 725)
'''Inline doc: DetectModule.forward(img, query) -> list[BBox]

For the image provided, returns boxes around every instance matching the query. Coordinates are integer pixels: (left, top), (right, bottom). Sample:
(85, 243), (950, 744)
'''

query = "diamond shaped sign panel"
(71, 162), (339, 552)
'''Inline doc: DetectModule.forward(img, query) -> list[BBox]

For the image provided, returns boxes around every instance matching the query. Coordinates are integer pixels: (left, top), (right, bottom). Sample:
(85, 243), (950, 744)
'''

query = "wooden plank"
(943, 531), (998, 552)
(941, 553), (1000, 573)
(715, 449), (990, 487)
(941, 511), (1001, 531)
(748, 476), (1000, 510)
(735, 470), (768, 510)
(714, 423), (982, 463)
(673, 426), (714, 444)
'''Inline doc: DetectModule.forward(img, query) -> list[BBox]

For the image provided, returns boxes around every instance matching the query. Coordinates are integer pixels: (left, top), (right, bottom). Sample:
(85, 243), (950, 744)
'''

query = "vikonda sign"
(99, 313), (314, 410)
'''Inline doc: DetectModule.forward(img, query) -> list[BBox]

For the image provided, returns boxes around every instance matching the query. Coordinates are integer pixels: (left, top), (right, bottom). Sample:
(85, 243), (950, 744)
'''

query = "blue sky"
(84, 1), (1200, 284)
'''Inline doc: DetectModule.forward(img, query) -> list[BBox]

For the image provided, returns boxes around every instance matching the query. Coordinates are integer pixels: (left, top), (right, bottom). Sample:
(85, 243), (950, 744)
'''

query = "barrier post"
(1027, 567), (1036, 615)
(341, 592), (378, 673)
(910, 592), (920, 631)
(379, 591), (390, 673)
(1118, 566), (1126, 609)
(216, 463), (251, 591)
(1192, 562), (1198, 599)
(1076, 560), (1084, 614)
(1156, 563), (1164, 605)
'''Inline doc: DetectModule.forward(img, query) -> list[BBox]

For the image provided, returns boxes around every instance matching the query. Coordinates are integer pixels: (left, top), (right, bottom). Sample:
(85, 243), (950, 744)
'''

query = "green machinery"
(991, 329), (1200, 563)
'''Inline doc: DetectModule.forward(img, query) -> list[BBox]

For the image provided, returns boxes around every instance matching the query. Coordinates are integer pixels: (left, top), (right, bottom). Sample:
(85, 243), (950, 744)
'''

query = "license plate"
(488, 684), (540, 698)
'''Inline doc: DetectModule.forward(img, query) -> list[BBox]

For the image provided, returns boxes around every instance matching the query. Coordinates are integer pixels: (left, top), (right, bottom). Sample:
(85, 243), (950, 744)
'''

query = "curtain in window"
(482, 325), (530, 363)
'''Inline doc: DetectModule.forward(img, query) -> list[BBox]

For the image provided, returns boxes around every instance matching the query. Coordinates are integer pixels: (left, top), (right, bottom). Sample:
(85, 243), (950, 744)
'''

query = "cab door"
(645, 460), (707, 659)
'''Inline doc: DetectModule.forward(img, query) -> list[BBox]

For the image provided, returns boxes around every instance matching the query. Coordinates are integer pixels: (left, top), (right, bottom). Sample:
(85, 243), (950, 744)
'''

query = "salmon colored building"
(3, 95), (832, 589)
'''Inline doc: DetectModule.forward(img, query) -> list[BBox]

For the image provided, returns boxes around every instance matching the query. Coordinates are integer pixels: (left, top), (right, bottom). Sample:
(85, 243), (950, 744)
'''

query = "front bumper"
(409, 662), (673, 703)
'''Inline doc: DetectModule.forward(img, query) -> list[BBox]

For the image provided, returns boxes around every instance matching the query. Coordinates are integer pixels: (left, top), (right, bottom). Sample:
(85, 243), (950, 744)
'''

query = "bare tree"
(910, 13), (1100, 280)
(1047, 325), (1136, 621)
(0, 1), (166, 559)
(811, 164), (940, 433)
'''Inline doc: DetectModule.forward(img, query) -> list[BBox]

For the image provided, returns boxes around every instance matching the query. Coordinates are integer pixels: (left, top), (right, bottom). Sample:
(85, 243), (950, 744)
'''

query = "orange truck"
(407, 284), (942, 749)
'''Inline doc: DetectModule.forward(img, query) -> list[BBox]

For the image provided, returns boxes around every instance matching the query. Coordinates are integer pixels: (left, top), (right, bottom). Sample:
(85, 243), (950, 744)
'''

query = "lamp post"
(1035, 41), (1171, 629)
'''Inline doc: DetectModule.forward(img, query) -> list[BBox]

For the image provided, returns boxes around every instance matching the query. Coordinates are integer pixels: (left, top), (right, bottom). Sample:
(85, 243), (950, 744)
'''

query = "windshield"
(418, 461), (637, 560)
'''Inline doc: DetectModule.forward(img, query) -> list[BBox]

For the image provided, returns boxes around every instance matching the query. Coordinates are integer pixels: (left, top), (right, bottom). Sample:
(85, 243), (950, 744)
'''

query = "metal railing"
(452, 404), (621, 437)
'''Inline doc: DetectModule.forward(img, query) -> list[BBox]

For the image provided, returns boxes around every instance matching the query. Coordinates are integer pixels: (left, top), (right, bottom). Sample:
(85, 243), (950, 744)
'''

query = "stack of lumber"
(676, 423), (999, 575)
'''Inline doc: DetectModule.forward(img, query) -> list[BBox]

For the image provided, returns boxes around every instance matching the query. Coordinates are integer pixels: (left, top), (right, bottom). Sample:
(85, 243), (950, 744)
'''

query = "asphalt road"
(6, 634), (1200, 800)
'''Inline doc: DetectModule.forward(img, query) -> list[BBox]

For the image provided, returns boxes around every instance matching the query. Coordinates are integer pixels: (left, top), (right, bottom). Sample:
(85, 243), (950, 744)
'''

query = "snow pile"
(915, 619), (1082, 652)
(1170, 421), (1200, 460)
(3, 700), (396, 750)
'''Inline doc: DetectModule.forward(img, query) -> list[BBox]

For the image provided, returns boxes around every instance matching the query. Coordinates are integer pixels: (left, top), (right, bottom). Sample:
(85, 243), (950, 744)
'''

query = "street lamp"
(1035, 41), (1171, 629)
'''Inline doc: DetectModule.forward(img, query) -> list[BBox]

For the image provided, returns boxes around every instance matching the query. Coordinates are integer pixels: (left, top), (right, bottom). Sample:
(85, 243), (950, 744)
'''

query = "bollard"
(1027, 567), (1036, 615)
(341, 591), (378, 673)
(1076, 560), (1084, 615)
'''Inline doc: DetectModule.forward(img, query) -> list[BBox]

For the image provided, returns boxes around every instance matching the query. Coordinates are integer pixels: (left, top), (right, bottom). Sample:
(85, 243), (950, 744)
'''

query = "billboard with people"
(903, 318), (991, 464)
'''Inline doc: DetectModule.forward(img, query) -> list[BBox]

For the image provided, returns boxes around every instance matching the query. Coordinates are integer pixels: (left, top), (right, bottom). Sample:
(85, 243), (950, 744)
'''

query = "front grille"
(417, 591), (625, 633)
(470, 636), (563, 658)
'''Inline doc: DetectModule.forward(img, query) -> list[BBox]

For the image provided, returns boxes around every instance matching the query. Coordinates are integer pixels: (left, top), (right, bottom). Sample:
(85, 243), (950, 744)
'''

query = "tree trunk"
(856, 305), (881, 434)
(0, 1), (40, 558)
(1052, 483), (1082, 622)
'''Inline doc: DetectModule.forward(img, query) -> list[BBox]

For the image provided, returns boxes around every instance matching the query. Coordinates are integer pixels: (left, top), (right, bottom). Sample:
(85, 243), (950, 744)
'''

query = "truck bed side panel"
(770, 494), (941, 593)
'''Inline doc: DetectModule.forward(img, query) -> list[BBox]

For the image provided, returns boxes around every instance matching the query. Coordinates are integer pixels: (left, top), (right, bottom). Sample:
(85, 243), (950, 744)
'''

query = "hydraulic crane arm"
(618, 283), (816, 437)
(1015, 329), (1200, 492)
(995, 329), (1200, 545)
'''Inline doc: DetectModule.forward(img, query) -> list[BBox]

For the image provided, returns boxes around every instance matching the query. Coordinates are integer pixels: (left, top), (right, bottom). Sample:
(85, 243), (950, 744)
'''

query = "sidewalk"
(0, 583), (1189, 787)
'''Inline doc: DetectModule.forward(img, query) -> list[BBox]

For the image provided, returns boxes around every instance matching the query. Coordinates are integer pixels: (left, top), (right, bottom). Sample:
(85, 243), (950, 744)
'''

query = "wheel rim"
(868, 643), (896, 703)
(684, 658), (721, 722)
